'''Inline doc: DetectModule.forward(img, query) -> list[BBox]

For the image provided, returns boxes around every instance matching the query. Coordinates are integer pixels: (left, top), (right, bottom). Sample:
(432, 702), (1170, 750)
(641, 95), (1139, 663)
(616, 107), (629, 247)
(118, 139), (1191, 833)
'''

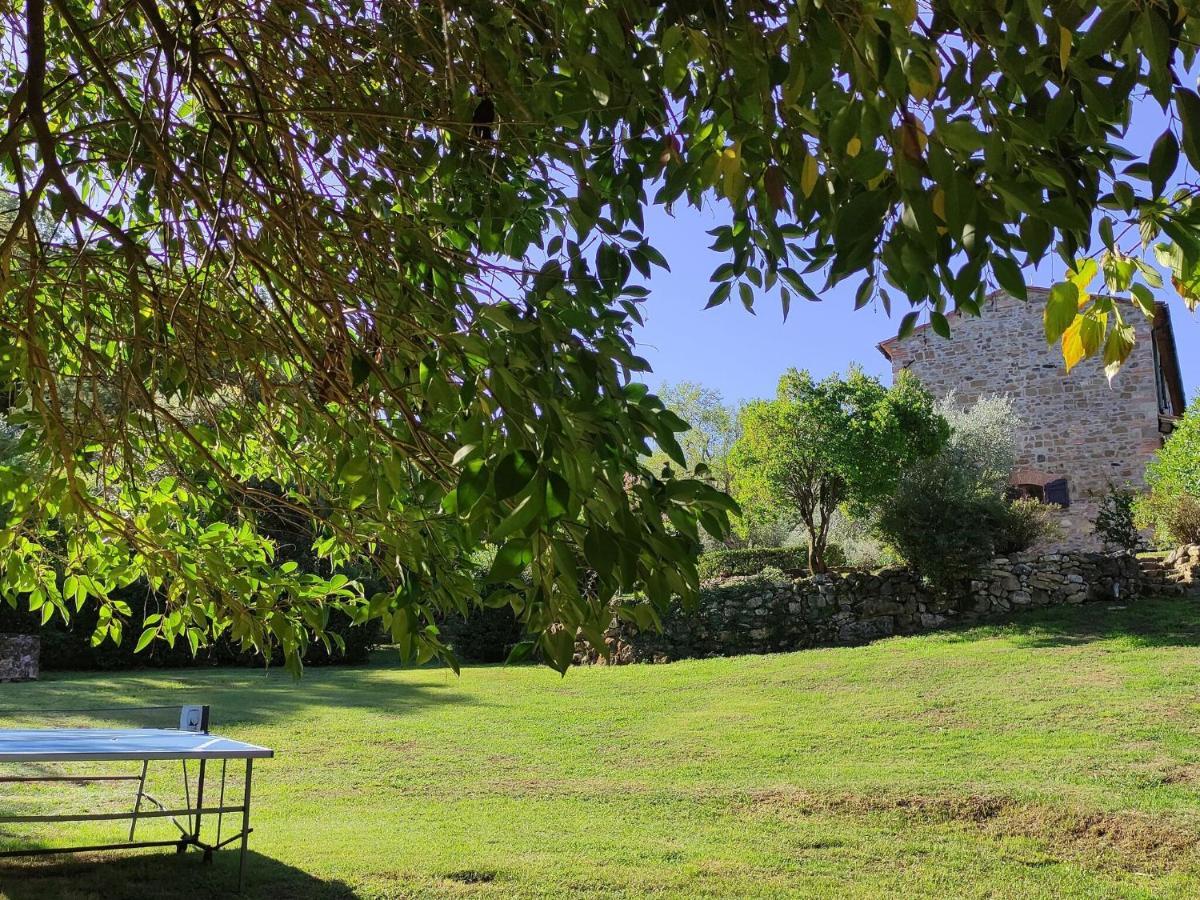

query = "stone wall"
(578, 552), (1176, 665)
(0, 634), (39, 681)
(878, 289), (1180, 550)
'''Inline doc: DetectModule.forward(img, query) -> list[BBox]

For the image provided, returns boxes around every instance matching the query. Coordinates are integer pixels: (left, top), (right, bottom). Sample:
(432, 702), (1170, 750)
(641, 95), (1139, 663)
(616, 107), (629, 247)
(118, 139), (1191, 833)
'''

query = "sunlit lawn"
(2, 597), (1200, 898)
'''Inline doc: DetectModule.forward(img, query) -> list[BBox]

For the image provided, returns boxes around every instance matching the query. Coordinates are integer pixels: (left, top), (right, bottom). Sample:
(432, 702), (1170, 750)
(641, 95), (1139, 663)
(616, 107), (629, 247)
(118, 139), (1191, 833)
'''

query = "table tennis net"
(0, 704), (210, 733)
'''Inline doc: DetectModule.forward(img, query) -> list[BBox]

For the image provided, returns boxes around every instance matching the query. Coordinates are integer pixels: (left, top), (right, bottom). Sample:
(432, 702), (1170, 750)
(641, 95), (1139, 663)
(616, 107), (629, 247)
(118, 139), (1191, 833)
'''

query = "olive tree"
(1, 1), (1199, 669)
(728, 368), (946, 573)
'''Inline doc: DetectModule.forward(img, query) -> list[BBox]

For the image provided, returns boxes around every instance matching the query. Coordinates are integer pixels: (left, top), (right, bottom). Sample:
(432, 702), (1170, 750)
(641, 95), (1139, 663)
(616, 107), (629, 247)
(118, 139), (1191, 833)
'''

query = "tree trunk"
(807, 524), (827, 574)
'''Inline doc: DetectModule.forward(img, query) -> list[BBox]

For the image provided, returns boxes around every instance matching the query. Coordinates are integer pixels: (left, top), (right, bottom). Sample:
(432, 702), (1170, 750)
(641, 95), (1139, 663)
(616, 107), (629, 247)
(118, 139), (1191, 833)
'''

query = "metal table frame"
(0, 706), (271, 891)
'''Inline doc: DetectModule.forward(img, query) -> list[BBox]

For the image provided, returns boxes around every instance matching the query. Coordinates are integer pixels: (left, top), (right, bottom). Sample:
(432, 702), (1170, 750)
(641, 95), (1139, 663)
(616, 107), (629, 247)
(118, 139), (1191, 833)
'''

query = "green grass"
(3, 597), (1200, 898)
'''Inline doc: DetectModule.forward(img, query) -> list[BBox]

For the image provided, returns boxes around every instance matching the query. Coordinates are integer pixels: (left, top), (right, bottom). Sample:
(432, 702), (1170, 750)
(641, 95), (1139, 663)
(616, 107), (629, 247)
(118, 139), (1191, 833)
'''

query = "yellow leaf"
(846, 136), (862, 157)
(1058, 26), (1072, 74)
(1067, 257), (1097, 293)
(800, 153), (819, 198)
(931, 188), (946, 222)
(1061, 317), (1085, 373)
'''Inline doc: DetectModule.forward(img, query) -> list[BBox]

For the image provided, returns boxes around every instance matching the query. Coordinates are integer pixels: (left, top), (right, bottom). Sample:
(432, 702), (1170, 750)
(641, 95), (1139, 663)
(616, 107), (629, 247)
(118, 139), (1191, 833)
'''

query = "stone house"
(877, 288), (1186, 549)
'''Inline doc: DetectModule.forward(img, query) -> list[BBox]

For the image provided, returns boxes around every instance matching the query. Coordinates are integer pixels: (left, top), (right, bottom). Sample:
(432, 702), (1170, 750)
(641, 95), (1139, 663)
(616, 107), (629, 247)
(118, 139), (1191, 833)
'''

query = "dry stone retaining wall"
(579, 552), (1182, 665)
(0, 634), (39, 681)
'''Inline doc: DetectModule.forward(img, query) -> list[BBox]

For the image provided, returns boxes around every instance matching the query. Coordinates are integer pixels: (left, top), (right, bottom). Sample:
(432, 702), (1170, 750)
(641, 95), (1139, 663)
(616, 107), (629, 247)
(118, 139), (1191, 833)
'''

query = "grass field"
(2, 597), (1200, 898)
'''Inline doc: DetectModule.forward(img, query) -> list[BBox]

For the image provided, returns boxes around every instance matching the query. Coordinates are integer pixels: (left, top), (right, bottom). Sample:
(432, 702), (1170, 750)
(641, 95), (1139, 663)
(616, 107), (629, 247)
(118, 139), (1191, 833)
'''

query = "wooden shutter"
(1043, 478), (1069, 507)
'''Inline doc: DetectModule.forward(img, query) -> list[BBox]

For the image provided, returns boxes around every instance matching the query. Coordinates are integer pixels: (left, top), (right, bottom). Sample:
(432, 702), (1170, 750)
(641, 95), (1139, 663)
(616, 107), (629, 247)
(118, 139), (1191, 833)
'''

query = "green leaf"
(545, 473), (570, 520)
(930, 311), (950, 338)
(898, 310), (920, 339)
(494, 450), (538, 501)
(1148, 130), (1179, 198)
(487, 540), (532, 582)
(1176, 88), (1200, 171)
(991, 256), (1026, 301)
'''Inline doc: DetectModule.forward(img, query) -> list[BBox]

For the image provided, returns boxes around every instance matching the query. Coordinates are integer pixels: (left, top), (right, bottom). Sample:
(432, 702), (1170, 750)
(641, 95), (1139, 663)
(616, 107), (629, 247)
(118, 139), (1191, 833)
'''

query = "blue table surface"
(0, 728), (274, 761)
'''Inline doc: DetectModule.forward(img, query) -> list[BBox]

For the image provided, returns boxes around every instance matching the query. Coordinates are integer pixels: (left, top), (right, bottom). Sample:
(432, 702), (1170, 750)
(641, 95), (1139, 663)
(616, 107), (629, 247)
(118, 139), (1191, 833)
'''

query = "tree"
(728, 368), (946, 573)
(873, 395), (1054, 588)
(1135, 402), (1200, 547)
(1, 2), (1199, 669)
(648, 381), (740, 490)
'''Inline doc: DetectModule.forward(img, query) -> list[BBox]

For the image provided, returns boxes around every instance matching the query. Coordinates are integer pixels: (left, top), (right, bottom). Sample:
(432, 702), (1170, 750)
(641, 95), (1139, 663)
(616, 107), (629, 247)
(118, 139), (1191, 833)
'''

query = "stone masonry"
(577, 552), (1192, 665)
(878, 289), (1186, 549)
(0, 634), (39, 681)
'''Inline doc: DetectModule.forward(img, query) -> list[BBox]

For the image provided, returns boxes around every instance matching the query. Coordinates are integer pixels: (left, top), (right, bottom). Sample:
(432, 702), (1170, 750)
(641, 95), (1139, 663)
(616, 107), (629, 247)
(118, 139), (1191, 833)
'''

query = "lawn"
(2, 597), (1200, 899)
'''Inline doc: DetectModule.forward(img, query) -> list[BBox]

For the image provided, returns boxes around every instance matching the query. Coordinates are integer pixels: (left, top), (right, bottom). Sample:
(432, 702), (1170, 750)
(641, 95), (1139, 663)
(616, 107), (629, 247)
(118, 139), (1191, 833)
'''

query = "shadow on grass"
(0, 849), (357, 899)
(0, 658), (481, 730)
(937, 595), (1200, 650)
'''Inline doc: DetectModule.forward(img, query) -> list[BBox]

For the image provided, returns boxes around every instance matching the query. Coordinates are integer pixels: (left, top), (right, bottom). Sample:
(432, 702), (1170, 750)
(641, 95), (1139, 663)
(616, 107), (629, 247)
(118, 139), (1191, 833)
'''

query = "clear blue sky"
(632, 104), (1200, 406)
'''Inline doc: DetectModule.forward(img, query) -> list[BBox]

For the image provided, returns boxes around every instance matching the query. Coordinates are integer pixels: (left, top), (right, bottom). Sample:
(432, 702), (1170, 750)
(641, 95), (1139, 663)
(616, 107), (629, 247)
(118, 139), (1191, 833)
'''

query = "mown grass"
(2, 596), (1200, 898)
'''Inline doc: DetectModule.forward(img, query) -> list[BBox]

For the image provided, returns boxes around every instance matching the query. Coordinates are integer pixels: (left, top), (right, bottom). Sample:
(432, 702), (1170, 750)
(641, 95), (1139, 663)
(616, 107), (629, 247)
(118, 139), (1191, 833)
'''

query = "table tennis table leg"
(194, 758), (210, 862)
(238, 758), (253, 892)
(128, 760), (149, 841)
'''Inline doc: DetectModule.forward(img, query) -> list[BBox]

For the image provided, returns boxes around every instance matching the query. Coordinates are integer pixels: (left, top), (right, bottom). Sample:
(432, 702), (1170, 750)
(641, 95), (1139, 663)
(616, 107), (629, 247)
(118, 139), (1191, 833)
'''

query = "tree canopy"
(647, 382), (740, 493)
(0, 1), (1198, 669)
(728, 368), (946, 573)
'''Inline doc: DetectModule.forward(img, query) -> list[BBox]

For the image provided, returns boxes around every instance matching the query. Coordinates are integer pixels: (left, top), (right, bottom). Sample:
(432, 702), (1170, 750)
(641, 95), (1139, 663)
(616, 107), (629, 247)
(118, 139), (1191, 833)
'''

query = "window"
(1008, 478), (1070, 508)
(1043, 478), (1069, 507)
(1010, 483), (1045, 502)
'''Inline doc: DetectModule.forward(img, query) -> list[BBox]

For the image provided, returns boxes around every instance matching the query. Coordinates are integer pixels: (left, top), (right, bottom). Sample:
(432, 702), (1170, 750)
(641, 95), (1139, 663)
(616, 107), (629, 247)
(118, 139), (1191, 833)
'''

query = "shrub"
(0, 591), (381, 670)
(1135, 493), (1200, 547)
(696, 545), (845, 579)
(439, 603), (526, 663)
(874, 395), (1044, 588)
(1094, 485), (1144, 553)
(995, 497), (1059, 555)
(825, 511), (902, 570)
(1135, 404), (1200, 547)
(697, 547), (808, 580)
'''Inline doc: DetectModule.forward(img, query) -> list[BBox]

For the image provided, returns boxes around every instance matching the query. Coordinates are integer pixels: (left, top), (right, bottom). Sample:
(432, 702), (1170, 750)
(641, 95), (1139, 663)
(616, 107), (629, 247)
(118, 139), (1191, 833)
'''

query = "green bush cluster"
(697, 546), (845, 580)
(1094, 485), (1144, 553)
(872, 396), (1055, 589)
(0, 593), (381, 671)
(1136, 403), (1200, 548)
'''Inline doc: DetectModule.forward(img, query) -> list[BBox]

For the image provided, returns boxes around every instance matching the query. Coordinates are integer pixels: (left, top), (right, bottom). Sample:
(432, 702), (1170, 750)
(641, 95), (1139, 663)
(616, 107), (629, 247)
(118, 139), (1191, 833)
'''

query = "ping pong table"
(0, 705), (271, 891)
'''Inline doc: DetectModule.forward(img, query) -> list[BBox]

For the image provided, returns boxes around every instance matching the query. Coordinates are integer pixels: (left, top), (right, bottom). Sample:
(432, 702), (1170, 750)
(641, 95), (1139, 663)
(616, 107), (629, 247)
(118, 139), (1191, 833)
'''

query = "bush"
(0, 589), (382, 670)
(1135, 405), (1200, 547)
(1094, 485), (1144, 553)
(996, 497), (1059, 555)
(825, 511), (901, 570)
(697, 546), (843, 580)
(874, 395), (1042, 589)
(1136, 492), (1200, 547)
(439, 602), (526, 663)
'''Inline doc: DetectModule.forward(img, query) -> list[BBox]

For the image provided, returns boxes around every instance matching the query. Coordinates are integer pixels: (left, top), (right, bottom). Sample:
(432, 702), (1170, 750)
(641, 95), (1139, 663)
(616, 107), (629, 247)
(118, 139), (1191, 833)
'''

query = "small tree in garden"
(728, 368), (946, 574)
(1136, 403), (1200, 547)
(1094, 486), (1143, 553)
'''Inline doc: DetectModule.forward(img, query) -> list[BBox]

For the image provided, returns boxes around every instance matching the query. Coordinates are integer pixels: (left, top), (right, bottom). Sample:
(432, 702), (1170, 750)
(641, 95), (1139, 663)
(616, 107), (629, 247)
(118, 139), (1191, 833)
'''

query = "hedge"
(698, 547), (805, 580)
(0, 587), (382, 671)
